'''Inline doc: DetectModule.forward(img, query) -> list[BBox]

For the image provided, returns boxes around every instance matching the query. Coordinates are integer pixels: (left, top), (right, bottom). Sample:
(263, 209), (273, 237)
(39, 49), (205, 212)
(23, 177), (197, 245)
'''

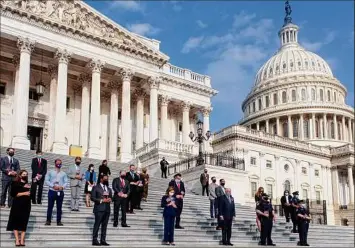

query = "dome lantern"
(278, 1), (299, 47)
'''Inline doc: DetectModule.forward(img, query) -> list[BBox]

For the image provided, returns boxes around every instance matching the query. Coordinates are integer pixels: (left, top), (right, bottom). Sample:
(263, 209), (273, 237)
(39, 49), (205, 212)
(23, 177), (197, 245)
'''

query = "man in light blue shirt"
(45, 159), (68, 226)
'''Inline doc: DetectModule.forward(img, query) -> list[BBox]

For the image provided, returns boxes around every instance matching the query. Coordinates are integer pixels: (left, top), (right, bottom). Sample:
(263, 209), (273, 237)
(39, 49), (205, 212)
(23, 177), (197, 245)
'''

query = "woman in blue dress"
(161, 186), (178, 246)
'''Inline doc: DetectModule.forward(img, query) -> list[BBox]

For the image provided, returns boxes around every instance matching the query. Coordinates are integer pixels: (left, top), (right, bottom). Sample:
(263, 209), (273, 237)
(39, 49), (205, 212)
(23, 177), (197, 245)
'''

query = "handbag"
(88, 185), (93, 192)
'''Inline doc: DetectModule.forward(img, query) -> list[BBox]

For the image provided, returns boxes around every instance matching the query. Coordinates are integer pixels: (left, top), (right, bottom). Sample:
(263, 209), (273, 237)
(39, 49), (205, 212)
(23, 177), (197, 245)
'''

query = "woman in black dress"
(97, 160), (111, 185)
(7, 170), (31, 246)
(84, 164), (97, 207)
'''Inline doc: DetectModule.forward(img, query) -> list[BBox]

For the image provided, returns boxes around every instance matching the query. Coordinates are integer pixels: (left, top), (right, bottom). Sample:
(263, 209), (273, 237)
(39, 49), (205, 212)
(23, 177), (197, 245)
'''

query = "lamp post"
(189, 120), (211, 166)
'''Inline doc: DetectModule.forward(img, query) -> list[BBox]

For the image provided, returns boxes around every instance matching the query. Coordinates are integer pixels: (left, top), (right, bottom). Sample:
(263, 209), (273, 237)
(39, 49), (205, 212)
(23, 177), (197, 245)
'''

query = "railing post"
(323, 200), (327, 225)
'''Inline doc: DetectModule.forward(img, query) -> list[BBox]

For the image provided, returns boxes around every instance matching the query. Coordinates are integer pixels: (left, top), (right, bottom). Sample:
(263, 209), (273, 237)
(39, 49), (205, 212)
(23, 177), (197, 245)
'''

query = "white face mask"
(285, 193), (289, 196)
(90, 168), (94, 171)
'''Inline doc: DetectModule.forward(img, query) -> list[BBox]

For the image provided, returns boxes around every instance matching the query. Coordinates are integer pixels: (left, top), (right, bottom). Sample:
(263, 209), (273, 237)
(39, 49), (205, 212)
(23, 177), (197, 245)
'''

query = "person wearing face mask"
(6, 170), (31, 246)
(125, 164), (140, 214)
(215, 179), (226, 230)
(91, 175), (112, 246)
(68, 157), (86, 211)
(112, 170), (130, 228)
(256, 193), (276, 246)
(30, 150), (47, 205)
(45, 159), (68, 226)
(291, 191), (300, 233)
(296, 199), (311, 246)
(281, 190), (293, 222)
(1, 147), (20, 208)
(168, 173), (185, 229)
(200, 169), (210, 196)
(254, 187), (264, 234)
(208, 177), (218, 219)
(97, 160), (111, 185)
(84, 164), (97, 207)
(161, 187), (178, 245)
(219, 188), (236, 246)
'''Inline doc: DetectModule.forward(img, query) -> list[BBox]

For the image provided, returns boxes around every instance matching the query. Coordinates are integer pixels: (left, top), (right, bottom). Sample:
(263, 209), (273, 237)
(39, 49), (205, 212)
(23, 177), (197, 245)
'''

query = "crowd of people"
(1, 147), (311, 247)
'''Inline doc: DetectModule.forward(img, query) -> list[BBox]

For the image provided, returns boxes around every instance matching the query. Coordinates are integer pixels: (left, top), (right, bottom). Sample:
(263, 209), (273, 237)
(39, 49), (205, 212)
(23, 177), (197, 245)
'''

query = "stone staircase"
(0, 147), (354, 247)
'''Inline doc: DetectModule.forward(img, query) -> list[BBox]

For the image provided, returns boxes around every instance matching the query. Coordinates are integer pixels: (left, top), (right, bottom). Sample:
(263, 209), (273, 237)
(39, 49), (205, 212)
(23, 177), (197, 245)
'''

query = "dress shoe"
(137, 207), (143, 210)
(121, 224), (130, 227)
(45, 221), (51, 226)
(32, 201), (36, 205)
(227, 243), (234, 246)
(304, 244), (310, 246)
(92, 240), (101, 246)
(57, 222), (64, 226)
(175, 226), (184, 229)
(267, 244), (276, 246)
(113, 223), (118, 227)
(100, 241), (110, 246)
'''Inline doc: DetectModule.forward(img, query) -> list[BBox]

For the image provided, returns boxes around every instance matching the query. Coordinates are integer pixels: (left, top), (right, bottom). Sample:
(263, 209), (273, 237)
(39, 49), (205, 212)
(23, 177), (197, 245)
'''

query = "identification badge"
(57, 192), (60, 196)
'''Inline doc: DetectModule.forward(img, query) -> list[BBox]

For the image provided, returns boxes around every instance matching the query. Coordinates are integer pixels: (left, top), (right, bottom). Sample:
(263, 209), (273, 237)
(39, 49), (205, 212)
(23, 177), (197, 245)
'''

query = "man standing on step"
(30, 150), (47, 205)
(219, 188), (235, 246)
(91, 174), (112, 246)
(280, 190), (292, 223)
(45, 159), (68, 226)
(0, 147), (20, 208)
(160, 157), (169, 178)
(112, 170), (130, 228)
(215, 179), (226, 230)
(291, 191), (300, 233)
(256, 193), (276, 246)
(125, 164), (140, 213)
(68, 157), (86, 211)
(296, 199), (311, 246)
(200, 169), (210, 196)
(169, 173), (185, 229)
(209, 177), (218, 219)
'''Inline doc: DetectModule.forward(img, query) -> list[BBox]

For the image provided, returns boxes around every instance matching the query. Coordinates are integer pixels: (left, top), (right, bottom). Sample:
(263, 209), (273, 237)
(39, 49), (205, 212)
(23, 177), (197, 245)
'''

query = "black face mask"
(103, 180), (109, 185)
(120, 175), (126, 179)
(220, 182), (225, 186)
(212, 180), (216, 183)
(75, 161), (81, 166)
(8, 152), (14, 157)
(22, 176), (28, 182)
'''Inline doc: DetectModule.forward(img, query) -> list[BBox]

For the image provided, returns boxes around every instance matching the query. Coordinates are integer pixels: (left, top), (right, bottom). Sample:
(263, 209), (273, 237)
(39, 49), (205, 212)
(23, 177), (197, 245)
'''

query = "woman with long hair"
(161, 186), (178, 246)
(84, 164), (97, 207)
(140, 168), (150, 202)
(6, 170), (31, 246)
(255, 187), (264, 233)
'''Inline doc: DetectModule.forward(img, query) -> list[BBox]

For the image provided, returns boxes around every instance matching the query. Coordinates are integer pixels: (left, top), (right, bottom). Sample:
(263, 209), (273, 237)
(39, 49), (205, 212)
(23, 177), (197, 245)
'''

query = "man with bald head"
(219, 188), (236, 246)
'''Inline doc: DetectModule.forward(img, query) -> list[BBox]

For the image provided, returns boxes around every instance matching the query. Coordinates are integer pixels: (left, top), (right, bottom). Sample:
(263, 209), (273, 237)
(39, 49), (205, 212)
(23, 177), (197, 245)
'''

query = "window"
(293, 120), (298, 138)
(267, 184), (273, 198)
(316, 191), (321, 204)
(66, 97), (70, 110)
(301, 89), (306, 101)
(258, 98), (262, 110)
(282, 91), (287, 103)
(320, 89), (324, 101)
(253, 101), (256, 112)
(273, 93), (278, 105)
(284, 164), (289, 171)
(311, 89), (316, 101)
(292, 90), (296, 101)
(315, 120), (319, 138)
(330, 122), (335, 139)
(265, 95), (270, 108)
(0, 83), (5, 95)
(251, 182), (257, 197)
(303, 189), (308, 199)
(178, 122), (182, 132)
(29, 89), (39, 101)
(327, 90), (331, 101)
(273, 124), (277, 135)
(284, 180), (291, 192)
(283, 122), (288, 137)
(315, 169), (320, 177)
(266, 160), (272, 168)
(304, 119), (309, 139)
(334, 92), (337, 102)
(302, 167), (307, 174)
(248, 105), (251, 114)
(338, 123), (341, 140)
(118, 110), (122, 120)
(250, 157), (256, 165)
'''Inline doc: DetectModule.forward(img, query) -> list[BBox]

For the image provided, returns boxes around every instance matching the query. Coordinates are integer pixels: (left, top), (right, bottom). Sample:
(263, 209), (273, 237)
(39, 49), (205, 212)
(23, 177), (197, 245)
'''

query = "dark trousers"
(161, 169), (167, 178)
(175, 206), (183, 227)
(222, 218), (233, 244)
(136, 189), (143, 208)
(298, 221), (309, 245)
(291, 209), (298, 232)
(260, 218), (273, 245)
(126, 190), (137, 212)
(93, 211), (110, 242)
(283, 206), (291, 222)
(114, 198), (127, 225)
(202, 184), (209, 196)
(163, 216), (175, 243)
(46, 190), (64, 223)
(210, 199), (218, 218)
(217, 197), (223, 228)
(0, 180), (12, 207)
(31, 179), (44, 204)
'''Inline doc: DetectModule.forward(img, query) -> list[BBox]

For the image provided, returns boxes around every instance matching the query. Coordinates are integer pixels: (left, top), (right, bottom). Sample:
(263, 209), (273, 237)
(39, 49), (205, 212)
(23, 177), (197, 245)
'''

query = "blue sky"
(85, 0), (354, 132)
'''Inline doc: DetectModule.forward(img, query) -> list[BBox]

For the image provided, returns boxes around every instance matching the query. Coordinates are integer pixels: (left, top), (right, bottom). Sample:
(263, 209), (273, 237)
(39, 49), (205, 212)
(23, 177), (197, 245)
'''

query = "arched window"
(282, 91), (287, 103)
(311, 89), (316, 101)
(293, 119), (299, 138)
(258, 98), (262, 110)
(304, 119), (309, 139)
(327, 90), (331, 101)
(292, 90), (296, 101)
(265, 95), (270, 108)
(301, 89), (306, 101)
(315, 120), (320, 138)
(273, 93), (278, 105)
(320, 89), (324, 101)
(284, 180), (291, 192)
(252, 101), (256, 112)
(330, 122), (335, 139)
(283, 122), (288, 137)
(334, 92), (337, 102)
(248, 105), (251, 114)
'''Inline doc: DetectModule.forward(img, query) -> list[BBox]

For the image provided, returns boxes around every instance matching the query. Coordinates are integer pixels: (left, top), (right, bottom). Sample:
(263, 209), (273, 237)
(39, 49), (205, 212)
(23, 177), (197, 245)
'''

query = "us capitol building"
(0, 0), (353, 226)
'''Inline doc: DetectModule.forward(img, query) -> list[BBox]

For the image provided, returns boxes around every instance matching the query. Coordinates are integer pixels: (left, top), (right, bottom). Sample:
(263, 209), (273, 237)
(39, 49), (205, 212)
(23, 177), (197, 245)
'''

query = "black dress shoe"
(227, 243), (234, 246)
(121, 224), (130, 227)
(175, 226), (184, 229)
(113, 223), (118, 227)
(45, 221), (51, 226)
(267, 244), (276, 246)
(57, 222), (64, 226)
(92, 240), (101, 246)
(100, 241), (110, 246)
(32, 201), (36, 205)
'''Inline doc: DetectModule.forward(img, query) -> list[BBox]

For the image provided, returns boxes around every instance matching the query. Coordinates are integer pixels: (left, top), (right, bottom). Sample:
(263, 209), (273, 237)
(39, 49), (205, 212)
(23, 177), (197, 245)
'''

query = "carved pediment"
(0, 0), (169, 65)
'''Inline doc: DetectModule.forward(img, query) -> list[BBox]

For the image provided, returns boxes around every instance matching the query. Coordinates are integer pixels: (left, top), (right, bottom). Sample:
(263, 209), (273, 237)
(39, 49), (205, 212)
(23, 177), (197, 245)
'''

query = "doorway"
(27, 126), (43, 151)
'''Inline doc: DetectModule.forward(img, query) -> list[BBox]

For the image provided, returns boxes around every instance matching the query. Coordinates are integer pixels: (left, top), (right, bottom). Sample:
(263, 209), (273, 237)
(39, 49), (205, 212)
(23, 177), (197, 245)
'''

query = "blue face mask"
(55, 164), (62, 169)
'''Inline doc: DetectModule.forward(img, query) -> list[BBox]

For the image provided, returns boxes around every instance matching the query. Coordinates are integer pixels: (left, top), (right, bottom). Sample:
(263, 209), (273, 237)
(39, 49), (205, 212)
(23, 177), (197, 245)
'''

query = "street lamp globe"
(196, 120), (203, 130)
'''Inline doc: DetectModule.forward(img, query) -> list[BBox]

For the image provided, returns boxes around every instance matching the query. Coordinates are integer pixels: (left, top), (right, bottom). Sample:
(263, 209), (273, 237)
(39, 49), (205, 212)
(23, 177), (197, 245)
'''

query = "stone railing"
(213, 125), (330, 155)
(161, 63), (211, 87)
(330, 144), (354, 155)
(135, 139), (195, 158)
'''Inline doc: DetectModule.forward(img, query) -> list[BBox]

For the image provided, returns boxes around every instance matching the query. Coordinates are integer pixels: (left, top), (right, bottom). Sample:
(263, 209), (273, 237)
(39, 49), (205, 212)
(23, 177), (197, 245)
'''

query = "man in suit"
(160, 157), (169, 178)
(168, 173), (185, 229)
(30, 150), (47, 205)
(112, 170), (130, 227)
(68, 157), (86, 211)
(200, 169), (210, 196)
(91, 174), (112, 246)
(280, 190), (293, 223)
(219, 188), (236, 246)
(215, 178), (226, 230)
(125, 164), (140, 213)
(291, 191), (300, 233)
(0, 147), (20, 208)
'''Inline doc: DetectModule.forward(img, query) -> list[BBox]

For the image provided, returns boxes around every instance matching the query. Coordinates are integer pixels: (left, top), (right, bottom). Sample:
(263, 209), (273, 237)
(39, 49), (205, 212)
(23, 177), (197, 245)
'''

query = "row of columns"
(332, 165), (354, 206)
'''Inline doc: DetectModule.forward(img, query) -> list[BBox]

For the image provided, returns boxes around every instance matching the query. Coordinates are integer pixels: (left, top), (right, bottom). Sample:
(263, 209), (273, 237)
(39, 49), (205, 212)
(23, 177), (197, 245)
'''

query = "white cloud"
(127, 23), (160, 36)
(181, 36), (204, 54)
(301, 30), (336, 52)
(170, 0), (182, 12)
(238, 18), (274, 44)
(109, 1), (143, 12)
(196, 20), (208, 29)
(233, 11), (256, 28)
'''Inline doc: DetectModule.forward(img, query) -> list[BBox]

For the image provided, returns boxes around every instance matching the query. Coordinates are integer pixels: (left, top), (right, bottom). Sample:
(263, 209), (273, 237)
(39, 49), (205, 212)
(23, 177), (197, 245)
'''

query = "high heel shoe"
(15, 240), (20, 246)
(20, 240), (26, 246)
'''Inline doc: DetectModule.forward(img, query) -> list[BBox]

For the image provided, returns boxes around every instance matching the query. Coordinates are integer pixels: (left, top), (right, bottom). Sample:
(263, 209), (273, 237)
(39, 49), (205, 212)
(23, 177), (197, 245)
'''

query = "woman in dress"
(97, 160), (111, 185)
(255, 187), (264, 234)
(84, 164), (97, 207)
(7, 170), (31, 246)
(140, 168), (150, 202)
(161, 187), (178, 246)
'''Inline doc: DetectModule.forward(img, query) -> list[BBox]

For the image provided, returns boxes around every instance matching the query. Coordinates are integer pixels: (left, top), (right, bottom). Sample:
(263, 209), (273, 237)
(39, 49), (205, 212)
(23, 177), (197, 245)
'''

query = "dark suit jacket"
(200, 173), (209, 186)
(219, 195), (236, 219)
(168, 180), (185, 207)
(31, 157), (47, 180)
(1, 156), (20, 181)
(280, 195), (293, 207)
(91, 184), (112, 213)
(160, 160), (168, 170)
(125, 172), (140, 193)
(112, 177), (130, 200)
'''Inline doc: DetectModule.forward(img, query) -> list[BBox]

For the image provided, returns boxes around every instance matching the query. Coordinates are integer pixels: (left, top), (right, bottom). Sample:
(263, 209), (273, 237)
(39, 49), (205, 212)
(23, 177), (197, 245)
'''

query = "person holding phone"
(161, 187), (178, 246)
(6, 170), (31, 246)
(84, 164), (97, 207)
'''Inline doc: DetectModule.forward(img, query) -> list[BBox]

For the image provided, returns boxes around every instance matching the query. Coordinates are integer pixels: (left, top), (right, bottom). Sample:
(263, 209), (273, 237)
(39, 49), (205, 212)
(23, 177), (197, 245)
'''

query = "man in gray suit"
(0, 148), (20, 208)
(68, 156), (86, 211)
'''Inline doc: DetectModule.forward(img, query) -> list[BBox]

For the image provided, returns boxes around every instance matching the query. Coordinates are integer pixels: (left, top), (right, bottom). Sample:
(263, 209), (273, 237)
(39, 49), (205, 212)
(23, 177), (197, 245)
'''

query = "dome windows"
(273, 93), (278, 105)
(301, 89), (306, 101)
(298, 61), (301, 67)
(258, 98), (262, 110)
(320, 89), (324, 101)
(292, 90), (296, 101)
(252, 101), (256, 112)
(327, 90), (331, 101)
(334, 92), (337, 102)
(311, 88), (316, 101)
(290, 62), (294, 68)
(312, 61), (315, 67)
(282, 91), (287, 103)
(269, 68), (273, 75)
(305, 61), (309, 67)
(283, 63), (287, 69)
(265, 95), (270, 108)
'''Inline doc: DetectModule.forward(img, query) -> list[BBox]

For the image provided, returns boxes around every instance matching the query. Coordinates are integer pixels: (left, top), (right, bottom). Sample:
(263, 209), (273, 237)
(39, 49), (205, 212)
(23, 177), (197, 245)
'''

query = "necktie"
(121, 179), (125, 187)
(38, 158), (41, 168)
(177, 183), (180, 190)
(9, 158), (13, 165)
(103, 185), (107, 192)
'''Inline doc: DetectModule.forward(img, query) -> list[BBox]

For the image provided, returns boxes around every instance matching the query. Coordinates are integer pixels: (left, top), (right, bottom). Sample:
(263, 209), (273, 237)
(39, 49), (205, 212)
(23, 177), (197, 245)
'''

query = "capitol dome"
(239, 1), (354, 148)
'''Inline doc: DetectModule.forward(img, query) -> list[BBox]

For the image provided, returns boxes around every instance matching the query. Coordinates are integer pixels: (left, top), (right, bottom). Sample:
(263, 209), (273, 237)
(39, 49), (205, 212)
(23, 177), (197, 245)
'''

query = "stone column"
(323, 114), (328, 139)
(300, 114), (304, 140)
(295, 159), (300, 190)
(288, 115), (292, 138)
(202, 107), (212, 152)
(160, 95), (170, 140)
(119, 68), (134, 162)
(182, 101), (191, 144)
(134, 88), (146, 150)
(79, 73), (91, 155)
(265, 119), (269, 133)
(331, 167), (340, 207)
(52, 48), (71, 154)
(276, 117), (280, 136)
(348, 165), (354, 204)
(47, 65), (58, 151)
(108, 81), (120, 161)
(11, 37), (35, 150)
(326, 167), (333, 204)
(87, 59), (105, 159)
(320, 119), (324, 139)
(256, 122), (260, 131)
(348, 118), (353, 142)
(333, 114), (338, 140)
(148, 77), (159, 142)
(311, 113), (316, 139)
(342, 116), (346, 141)
(11, 55), (20, 132)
